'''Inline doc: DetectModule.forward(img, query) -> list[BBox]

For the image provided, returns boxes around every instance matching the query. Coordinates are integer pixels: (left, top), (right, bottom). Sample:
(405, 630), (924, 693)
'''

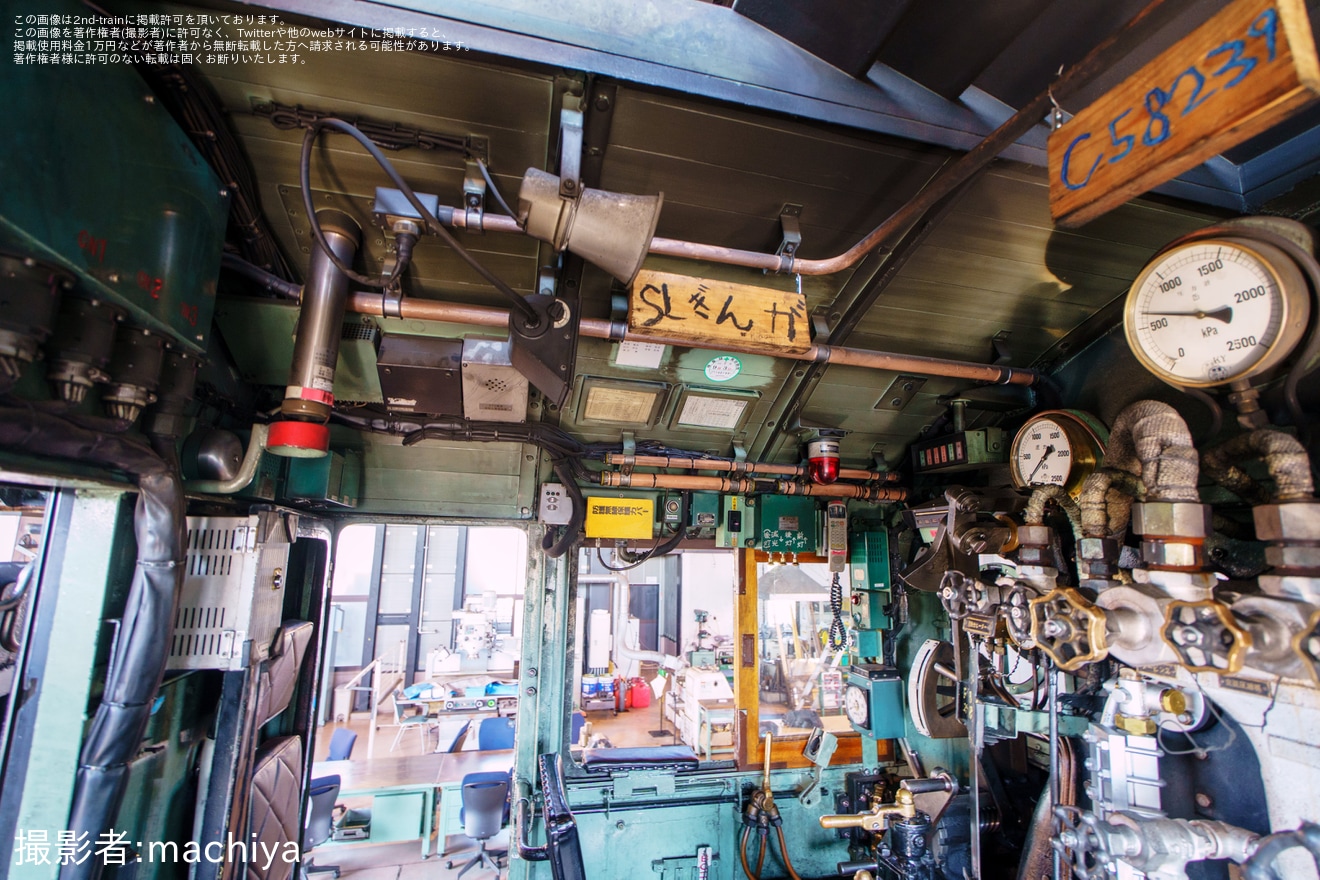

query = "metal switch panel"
(539, 482), (573, 525)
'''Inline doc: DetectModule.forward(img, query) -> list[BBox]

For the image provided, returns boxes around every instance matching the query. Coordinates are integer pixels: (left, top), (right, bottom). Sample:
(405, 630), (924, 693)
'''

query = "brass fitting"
(1029, 587), (1109, 671)
(818, 789), (918, 833)
(1160, 599), (1251, 674)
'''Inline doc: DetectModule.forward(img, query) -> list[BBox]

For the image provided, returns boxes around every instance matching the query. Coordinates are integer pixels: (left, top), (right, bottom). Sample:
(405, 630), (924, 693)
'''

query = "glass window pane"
(330, 523), (377, 597)
(378, 525), (419, 615)
(757, 561), (847, 737)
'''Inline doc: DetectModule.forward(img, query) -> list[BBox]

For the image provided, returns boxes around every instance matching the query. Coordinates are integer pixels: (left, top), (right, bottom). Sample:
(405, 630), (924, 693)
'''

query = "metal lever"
(818, 789), (918, 832)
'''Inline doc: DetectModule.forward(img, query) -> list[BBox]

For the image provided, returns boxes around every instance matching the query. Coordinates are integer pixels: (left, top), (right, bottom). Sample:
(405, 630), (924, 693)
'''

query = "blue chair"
(303, 775), (341, 878)
(444, 720), (472, 753)
(445, 771), (510, 878)
(570, 712), (586, 747)
(326, 728), (357, 762)
(477, 716), (516, 751)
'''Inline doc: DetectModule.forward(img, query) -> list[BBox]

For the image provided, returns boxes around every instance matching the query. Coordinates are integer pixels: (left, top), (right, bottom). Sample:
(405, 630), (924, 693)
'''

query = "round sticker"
(704, 355), (741, 382)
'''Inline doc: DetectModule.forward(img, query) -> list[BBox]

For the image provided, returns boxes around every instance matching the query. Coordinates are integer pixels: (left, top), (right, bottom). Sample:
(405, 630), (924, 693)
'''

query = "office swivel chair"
(476, 716), (516, 750)
(302, 775), (341, 878)
(446, 771), (510, 878)
(326, 728), (356, 762)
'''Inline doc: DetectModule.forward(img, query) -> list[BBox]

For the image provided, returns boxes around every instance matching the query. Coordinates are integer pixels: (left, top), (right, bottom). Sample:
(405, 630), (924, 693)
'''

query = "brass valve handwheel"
(1029, 588), (1108, 671)
(1292, 608), (1320, 686)
(1160, 599), (1251, 674)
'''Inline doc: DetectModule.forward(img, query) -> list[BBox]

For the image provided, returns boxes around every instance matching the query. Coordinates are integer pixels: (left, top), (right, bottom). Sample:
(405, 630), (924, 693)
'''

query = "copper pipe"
(598, 472), (756, 492)
(347, 289), (1037, 386)
(603, 453), (895, 483)
(775, 481), (908, 501)
(597, 470), (908, 502)
(425, 0), (1190, 278)
(347, 291), (510, 328)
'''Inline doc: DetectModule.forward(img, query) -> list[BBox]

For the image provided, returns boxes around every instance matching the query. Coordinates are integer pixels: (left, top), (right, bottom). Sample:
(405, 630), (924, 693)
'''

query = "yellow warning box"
(585, 497), (655, 540)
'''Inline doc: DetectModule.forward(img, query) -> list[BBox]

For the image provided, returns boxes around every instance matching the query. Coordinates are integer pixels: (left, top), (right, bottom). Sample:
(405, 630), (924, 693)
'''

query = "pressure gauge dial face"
(1124, 238), (1310, 388)
(844, 684), (869, 728)
(1013, 417), (1072, 488)
(1010, 410), (1107, 497)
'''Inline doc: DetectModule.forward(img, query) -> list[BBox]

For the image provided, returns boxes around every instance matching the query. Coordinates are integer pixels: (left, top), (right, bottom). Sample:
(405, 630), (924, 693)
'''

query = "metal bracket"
(620, 432), (636, 475)
(537, 267), (558, 299)
(611, 770), (677, 799)
(463, 159), (486, 232)
(991, 330), (1013, 365)
(771, 204), (803, 273)
(732, 440), (747, 463)
(558, 97), (585, 199)
(810, 308), (832, 340)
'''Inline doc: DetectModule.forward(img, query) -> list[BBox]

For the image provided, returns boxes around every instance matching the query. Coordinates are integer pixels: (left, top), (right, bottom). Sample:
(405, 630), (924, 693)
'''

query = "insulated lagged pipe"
(0, 404), (184, 880)
(1202, 429), (1315, 503)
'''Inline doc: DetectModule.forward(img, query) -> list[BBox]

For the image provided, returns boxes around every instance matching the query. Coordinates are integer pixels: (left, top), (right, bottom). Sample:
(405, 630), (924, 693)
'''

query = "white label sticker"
(677, 396), (748, 430)
(704, 355), (741, 382)
(615, 341), (666, 369)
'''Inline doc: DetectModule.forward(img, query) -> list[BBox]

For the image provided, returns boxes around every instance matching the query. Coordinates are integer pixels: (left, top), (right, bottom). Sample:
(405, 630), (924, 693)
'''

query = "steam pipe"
(602, 452), (896, 483)
(432, 0), (1192, 276)
(596, 470), (907, 501)
(282, 211), (360, 423)
(345, 292), (1037, 386)
(1202, 429), (1315, 503)
(1104, 400), (1200, 503)
(183, 424), (270, 495)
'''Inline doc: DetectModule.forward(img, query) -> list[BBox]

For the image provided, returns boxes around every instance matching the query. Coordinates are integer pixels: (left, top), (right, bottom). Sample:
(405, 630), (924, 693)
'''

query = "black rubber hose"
(220, 252), (302, 300)
(543, 459), (585, 559)
(0, 403), (183, 880)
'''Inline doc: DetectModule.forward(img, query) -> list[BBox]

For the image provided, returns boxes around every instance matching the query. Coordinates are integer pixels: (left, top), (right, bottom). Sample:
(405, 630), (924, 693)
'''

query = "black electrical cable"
(828, 571), (846, 650)
(299, 118), (540, 324)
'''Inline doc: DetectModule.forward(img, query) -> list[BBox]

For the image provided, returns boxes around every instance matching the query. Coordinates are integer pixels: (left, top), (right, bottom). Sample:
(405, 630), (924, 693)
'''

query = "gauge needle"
(1028, 445), (1054, 481)
(1145, 306), (1234, 323)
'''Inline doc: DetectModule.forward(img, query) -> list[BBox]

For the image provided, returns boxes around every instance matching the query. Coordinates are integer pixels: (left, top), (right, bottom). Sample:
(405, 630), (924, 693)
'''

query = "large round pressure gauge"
(1124, 238), (1310, 388)
(1010, 409), (1107, 496)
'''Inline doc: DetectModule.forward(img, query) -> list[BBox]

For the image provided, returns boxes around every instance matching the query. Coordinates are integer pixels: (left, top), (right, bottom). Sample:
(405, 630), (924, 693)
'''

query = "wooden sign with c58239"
(1048, 0), (1320, 229)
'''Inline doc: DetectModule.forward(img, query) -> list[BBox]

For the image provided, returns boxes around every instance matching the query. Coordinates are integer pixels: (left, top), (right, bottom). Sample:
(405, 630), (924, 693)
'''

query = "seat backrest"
(477, 716), (516, 750)
(304, 775), (341, 850)
(326, 727), (357, 762)
(570, 712), (586, 746)
(445, 720), (472, 753)
(391, 691), (408, 722)
(461, 775), (510, 841)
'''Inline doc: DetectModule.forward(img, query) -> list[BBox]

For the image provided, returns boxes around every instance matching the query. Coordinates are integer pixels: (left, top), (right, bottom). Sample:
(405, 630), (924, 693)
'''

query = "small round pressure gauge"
(844, 684), (869, 728)
(1124, 238), (1311, 388)
(1010, 410), (1107, 496)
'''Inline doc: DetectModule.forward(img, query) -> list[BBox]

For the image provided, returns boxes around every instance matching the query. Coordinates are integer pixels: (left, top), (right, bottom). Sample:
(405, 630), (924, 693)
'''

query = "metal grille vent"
(341, 323), (380, 342)
(171, 605), (232, 660)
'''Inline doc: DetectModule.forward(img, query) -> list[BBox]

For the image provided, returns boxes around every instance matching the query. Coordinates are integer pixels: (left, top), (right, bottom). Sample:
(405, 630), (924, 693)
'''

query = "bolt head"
(1255, 502), (1320, 542)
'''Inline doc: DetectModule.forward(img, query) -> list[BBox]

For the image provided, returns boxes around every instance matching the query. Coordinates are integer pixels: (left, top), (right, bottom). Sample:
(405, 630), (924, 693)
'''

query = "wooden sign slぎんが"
(627, 270), (811, 354)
